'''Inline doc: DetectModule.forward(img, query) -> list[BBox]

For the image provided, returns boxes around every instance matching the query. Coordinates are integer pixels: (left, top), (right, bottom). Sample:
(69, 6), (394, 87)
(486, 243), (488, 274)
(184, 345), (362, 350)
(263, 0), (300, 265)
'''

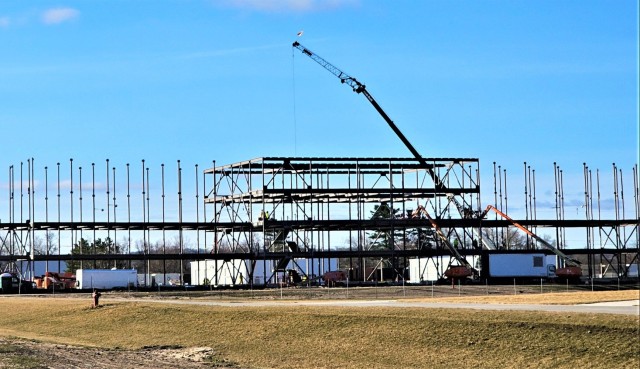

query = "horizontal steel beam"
(3, 248), (638, 262)
(0, 218), (636, 232)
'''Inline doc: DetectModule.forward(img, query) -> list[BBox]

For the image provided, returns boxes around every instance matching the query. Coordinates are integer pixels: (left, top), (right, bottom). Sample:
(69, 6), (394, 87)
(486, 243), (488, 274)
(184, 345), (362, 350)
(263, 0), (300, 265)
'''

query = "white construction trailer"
(408, 256), (480, 283)
(75, 269), (138, 289)
(190, 258), (338, 286)
(486, 253), (557, 279)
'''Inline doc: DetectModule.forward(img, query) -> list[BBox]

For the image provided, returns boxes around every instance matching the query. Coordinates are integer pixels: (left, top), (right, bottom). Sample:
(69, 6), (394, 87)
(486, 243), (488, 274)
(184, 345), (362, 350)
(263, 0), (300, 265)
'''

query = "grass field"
(1, 290), (639, 369)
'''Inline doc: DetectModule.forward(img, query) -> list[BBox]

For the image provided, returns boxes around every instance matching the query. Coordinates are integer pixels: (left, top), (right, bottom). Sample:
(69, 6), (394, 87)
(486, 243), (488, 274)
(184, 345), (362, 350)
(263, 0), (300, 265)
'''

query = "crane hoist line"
(292, 41), (445, 191)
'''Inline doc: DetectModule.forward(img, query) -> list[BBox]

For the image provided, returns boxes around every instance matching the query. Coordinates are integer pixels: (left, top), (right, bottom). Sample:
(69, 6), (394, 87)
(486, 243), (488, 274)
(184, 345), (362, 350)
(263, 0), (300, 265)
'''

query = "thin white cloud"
(42, 7), (79, 25)
(0, 16), (9, 28)
(178, 42), (284, 60)
(216, 0), (358, 13)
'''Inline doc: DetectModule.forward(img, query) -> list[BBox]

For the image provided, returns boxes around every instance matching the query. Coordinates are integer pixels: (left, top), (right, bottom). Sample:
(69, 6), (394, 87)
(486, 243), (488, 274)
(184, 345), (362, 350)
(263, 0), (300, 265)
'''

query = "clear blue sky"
(1, 0), (638, 220)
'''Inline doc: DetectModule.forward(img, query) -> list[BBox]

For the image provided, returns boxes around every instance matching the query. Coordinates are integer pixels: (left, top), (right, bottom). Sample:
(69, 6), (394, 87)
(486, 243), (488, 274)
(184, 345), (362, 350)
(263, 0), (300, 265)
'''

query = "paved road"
(125, 298), (640, 316)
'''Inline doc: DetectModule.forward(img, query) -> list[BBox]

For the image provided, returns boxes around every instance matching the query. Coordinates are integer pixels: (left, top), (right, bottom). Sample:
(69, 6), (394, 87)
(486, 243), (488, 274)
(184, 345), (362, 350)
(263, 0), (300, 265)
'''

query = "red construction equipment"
(479, 204), (583, 278)
(412, 206), (476, 280)
(322, 270), (348, 287)
(34, 272), (76, 290)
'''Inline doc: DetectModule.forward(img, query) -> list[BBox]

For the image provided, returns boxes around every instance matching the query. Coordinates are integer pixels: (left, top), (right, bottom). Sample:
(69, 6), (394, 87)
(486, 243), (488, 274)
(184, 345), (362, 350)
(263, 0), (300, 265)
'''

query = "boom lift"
(478, 205), (582, 278)
(445, 193), (582, 278)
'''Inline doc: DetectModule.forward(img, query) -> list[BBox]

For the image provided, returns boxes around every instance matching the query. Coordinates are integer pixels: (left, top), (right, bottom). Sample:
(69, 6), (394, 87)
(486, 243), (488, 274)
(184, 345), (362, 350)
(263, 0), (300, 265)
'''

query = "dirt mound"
(0, 338), (240, 368)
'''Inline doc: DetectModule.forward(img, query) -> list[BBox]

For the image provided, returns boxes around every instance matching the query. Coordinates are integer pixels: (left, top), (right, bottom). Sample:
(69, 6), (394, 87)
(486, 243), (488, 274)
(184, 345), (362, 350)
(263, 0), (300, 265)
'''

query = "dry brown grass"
(1, 296), (638, 369)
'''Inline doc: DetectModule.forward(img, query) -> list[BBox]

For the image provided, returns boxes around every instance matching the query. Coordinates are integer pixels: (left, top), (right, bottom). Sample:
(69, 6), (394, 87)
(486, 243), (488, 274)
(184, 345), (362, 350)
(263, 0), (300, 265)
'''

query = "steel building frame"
(0, 157), (638, 286)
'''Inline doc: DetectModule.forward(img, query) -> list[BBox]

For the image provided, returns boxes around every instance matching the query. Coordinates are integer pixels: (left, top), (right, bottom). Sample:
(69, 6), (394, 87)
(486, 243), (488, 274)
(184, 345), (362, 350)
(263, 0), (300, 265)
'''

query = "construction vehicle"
(411, 206), (476, 280)
(444, 193), (582, 279)
(34, 271), (76, 290)
(293, 42), (477, 279)
(477, 205), (582, 279)
(322, 270), (348, 287)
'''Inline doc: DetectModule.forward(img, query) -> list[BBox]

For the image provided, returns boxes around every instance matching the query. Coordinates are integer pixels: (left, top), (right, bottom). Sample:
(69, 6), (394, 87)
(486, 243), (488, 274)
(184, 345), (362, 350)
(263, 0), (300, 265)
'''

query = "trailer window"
(533, 256), (543, 267)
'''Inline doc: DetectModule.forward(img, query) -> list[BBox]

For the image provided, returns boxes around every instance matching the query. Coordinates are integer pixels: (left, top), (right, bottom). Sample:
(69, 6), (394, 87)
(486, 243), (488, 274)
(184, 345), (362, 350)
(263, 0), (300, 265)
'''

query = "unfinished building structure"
(0, 157), (638, 287)
(203, 156), (480, 285)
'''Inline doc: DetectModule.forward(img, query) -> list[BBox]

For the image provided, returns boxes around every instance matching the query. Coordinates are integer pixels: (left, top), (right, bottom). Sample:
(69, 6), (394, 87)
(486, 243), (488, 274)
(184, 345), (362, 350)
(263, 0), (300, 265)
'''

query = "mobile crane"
(293, 41), (477, 279)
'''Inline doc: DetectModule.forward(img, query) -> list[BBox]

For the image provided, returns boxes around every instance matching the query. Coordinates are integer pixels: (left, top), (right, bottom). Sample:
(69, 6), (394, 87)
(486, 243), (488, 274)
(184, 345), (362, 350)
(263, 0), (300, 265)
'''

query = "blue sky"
(0, 0), (638, 221)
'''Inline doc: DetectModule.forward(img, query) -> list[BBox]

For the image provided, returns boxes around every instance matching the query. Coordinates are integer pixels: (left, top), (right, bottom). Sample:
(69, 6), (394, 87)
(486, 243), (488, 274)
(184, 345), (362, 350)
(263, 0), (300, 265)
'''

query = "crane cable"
(291, 46), (298, 156)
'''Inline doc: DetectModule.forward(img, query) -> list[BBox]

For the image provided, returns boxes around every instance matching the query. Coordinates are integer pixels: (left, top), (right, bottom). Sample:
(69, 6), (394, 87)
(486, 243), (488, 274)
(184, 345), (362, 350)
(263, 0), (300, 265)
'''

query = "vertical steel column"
(146, 166), (150, 275)
(69, 159), (74, 271)
(29, 158), (34, 280)
(106, 159), (110, 250)
(56, 162), (61, 272)
(112, 166), (117, 268)
(195, 164), (199, 255)
(45, 166), (49, 272)
(141, 159), (147, 286)
(92, 163), (96, 268)
(178, 160), (183, 285)
(127, 163), (131, 269)
(161, 163), (166, 285)
(79, 166), (83, 270)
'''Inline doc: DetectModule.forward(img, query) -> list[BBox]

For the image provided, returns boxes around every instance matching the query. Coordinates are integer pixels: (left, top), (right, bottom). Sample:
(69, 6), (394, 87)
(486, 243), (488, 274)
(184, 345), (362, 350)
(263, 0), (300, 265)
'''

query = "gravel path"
(119, 297), (640, 315)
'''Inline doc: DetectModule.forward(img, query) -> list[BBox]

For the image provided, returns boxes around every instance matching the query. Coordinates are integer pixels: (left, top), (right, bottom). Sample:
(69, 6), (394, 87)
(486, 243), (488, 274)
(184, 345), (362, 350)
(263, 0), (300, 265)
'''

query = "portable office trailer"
(75, 269), (137, 289)
(486, 254), (557, 279)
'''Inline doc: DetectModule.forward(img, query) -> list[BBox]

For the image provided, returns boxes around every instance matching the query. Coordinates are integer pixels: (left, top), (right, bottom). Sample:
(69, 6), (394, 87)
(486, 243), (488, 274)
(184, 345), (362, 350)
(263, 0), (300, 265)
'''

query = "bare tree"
(483, 227), (529, 250)
(33, 231), (58, 255)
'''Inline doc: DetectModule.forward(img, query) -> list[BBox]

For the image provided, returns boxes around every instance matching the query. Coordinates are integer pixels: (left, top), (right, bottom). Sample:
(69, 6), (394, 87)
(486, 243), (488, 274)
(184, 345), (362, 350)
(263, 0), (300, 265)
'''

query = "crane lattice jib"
(292, 41), (445, 190)
(293, 42), (364, 92)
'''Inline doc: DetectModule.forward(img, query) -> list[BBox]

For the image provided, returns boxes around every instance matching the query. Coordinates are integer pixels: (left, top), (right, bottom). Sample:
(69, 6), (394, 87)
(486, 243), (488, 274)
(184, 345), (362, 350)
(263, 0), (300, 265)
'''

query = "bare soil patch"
(0, 337), (237, 369)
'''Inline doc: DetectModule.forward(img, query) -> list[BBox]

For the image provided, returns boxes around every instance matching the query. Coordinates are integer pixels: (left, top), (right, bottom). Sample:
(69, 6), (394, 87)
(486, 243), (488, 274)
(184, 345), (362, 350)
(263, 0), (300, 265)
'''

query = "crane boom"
(292, 41), (444, 189)
(411, 206), (474, 273)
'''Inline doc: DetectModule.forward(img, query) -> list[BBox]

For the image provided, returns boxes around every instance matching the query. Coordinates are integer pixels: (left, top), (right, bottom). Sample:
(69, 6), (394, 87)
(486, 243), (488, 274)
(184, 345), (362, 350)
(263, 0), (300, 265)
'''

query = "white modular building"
(408, 256), (479, 283)
(190, 258), (338, 286)
(409, 257), (449, 283)
(76, 269), (138, 289)
(487, 254), (557, 278)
